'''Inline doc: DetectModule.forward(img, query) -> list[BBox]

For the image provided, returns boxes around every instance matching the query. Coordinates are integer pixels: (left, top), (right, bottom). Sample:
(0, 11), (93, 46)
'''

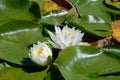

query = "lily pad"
(65, 16), (112, 37)
(0, 0), (40, 25)
(54, 46), (120, 80)
(69, 0), (112, 23)
(0, 65), (48, 80)
(101, 45), (120, 57)
(40, 10), (67, 25)
(0, 20), (49, 66)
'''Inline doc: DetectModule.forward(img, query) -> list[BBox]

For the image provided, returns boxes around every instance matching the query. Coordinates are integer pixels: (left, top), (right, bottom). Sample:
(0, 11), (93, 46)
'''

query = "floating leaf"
(101, 45), (120, 57)
(111, 20), (120, 42)
(103, 0), (120, 14)
(105, 0), (120, 9)
(35, 0), (65, 15)
(0, 66), (48, 80)
(0, 20), (49, 66)
(0, 0), (41, 25)
(40, 10), (67, 25)
(44, 0), (63, 12)
(54, 46), (120, 80)
(65, 16), (112, 37)
(69, 0), (112, 23)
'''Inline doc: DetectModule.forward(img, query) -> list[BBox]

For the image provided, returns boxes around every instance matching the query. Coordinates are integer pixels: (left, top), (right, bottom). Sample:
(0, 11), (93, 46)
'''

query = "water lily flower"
(48, 25), (89, 49)
(29, 41), (52, 66)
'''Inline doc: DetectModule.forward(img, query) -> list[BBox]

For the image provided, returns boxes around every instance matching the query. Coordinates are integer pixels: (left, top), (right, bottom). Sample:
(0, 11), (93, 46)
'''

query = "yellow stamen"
(36, 47), (43, 55)
(66, 30), (75, 37)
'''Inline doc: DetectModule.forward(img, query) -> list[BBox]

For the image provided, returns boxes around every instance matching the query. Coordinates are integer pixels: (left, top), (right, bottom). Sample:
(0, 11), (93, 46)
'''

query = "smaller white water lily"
(48, 25), (89, 49)
(29, 41), (52, 66)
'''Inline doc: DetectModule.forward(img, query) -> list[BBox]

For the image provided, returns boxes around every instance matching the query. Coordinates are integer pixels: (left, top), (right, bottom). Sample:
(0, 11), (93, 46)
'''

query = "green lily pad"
(54, 46), (120, 80)
(101, 45), (120, 57)
(69, 0), (112, 23)
(65, 16), (112, 37)
(105, 0), (120, 9)
(39, 10), (67, 25)
(0, 64), (48, 80)
(0, 20), (49, 66)
(0, 0), (40, 25)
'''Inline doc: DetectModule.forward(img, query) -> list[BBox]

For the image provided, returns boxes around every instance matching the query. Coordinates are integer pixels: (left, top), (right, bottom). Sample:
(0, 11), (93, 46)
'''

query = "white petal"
(78, 42), (90, 46)
(59, 43), (67, 49)
(73, 32), (84, 45)
(55, 25), (61, 35)
(48, 31), (57, 43)
(55, 26), (64, 42)
(48, 30), (63, 49)
(49, 40), (60, 49)
(43, 43), (52, 56)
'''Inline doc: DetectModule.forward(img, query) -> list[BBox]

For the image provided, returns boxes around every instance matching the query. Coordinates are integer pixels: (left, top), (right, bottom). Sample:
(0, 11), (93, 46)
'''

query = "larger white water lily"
(48, 25), (89, 49)
(29, 41), (52, 66)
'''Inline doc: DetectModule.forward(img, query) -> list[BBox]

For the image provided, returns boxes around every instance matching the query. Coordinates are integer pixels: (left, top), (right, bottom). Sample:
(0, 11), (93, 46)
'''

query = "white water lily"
(48, 25), (89, 49)
(29, 41), (52, 66)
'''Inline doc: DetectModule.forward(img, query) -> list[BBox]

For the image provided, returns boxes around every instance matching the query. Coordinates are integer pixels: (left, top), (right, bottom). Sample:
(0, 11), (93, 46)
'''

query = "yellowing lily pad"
(44, 0), (65, 13)
(111, 20), (120, 42)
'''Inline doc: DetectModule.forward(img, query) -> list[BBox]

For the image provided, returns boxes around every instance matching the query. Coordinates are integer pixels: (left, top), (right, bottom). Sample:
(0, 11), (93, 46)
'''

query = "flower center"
(66, 30), (75, 37)
(36, 47), (43, 55)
